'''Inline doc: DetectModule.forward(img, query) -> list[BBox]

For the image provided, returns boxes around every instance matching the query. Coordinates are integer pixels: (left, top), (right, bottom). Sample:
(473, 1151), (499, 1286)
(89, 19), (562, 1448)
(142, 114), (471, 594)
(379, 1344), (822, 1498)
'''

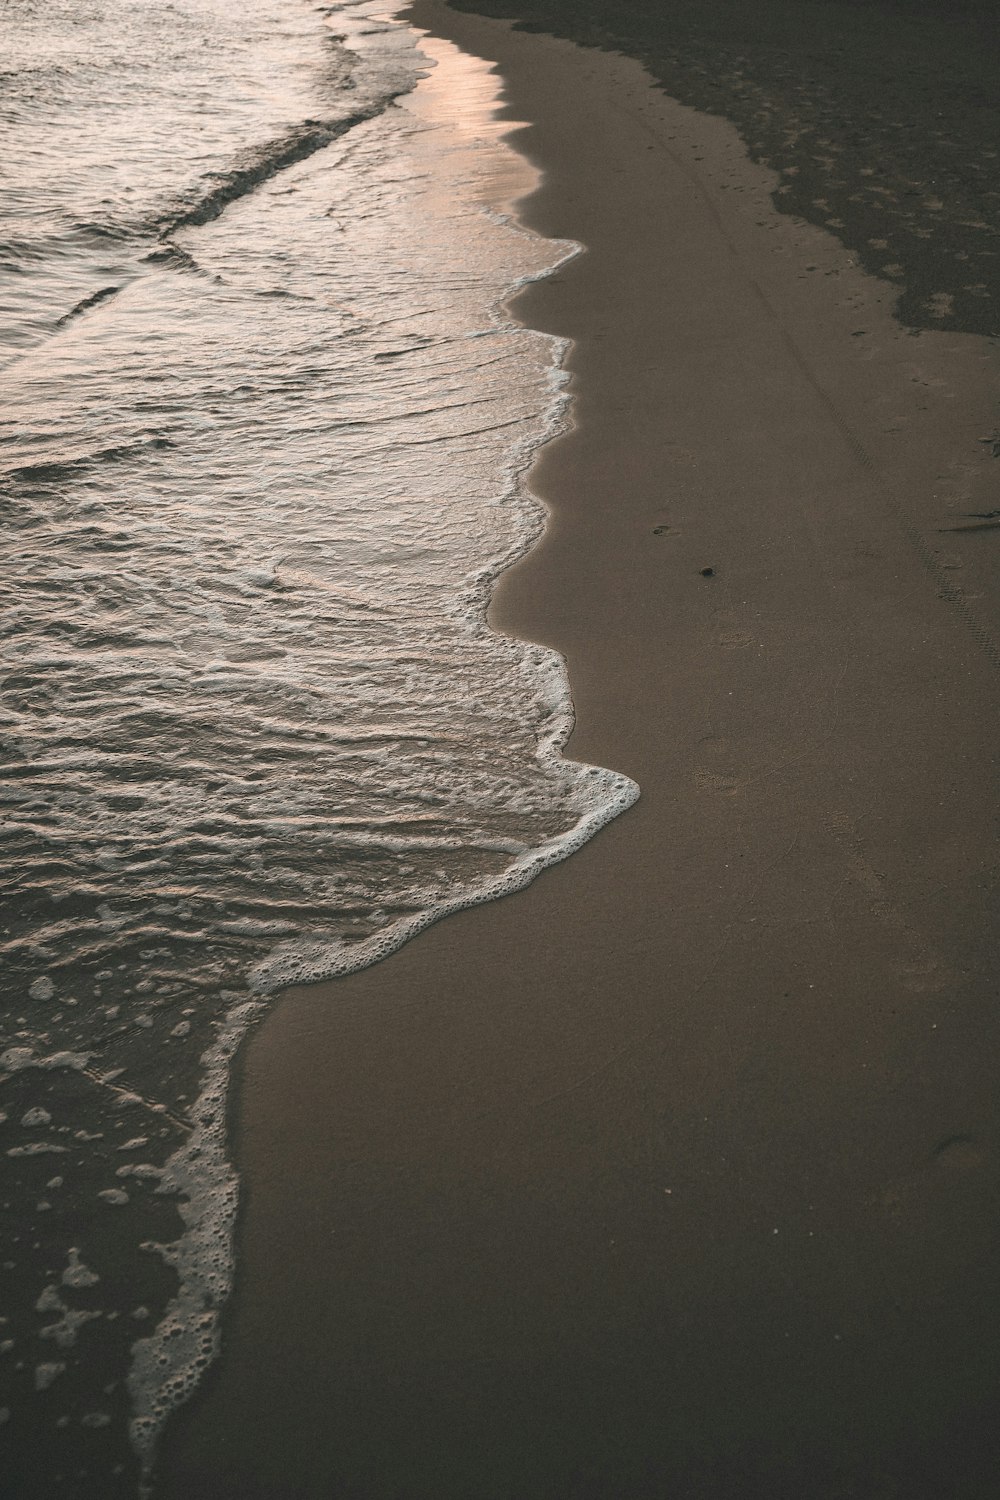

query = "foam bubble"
(41, 1307), (103, 1350)
(0, 1048), (94, 1074)
(34, 1363), (66, 1392)
(7, 1143), (69, 1158)
(62, 1249), (100, 1289)
(20, 1107), (53, 1128)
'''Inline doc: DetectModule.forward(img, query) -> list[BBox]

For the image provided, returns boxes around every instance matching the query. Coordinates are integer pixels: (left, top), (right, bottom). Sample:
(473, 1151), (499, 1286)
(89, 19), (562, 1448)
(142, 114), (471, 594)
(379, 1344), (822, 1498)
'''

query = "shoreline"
(162, 3), (1000, 1495)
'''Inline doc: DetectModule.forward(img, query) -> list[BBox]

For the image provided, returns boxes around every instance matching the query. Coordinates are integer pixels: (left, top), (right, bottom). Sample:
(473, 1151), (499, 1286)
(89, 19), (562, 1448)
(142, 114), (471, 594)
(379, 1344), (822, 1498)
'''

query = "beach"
(157, 1), (1000, 1496)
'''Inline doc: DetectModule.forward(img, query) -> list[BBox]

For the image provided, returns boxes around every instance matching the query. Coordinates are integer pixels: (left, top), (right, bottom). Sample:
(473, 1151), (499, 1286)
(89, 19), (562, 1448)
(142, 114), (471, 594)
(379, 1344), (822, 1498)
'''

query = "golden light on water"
(404, 29), (539, 214)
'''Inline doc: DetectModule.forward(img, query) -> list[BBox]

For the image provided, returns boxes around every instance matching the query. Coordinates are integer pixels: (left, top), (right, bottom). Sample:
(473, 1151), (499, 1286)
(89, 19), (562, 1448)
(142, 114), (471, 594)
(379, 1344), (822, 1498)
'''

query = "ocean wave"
(0, 9), (638, 1496)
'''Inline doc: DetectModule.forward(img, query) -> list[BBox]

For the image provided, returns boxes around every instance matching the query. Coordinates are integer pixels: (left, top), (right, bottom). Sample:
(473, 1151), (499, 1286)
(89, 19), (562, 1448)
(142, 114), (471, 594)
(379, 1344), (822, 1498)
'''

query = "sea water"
(0, 2), (637, 1493)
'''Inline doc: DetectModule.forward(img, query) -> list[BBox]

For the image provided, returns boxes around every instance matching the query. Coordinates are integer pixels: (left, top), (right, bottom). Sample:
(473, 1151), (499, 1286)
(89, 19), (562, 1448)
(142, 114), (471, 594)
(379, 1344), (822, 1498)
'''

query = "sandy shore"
(162, 3), (1000, 1495)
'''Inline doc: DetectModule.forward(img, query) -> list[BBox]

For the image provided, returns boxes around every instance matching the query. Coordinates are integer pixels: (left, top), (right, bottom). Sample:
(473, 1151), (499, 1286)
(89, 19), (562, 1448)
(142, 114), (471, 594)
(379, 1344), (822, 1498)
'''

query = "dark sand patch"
(447, 0), (1000, 337)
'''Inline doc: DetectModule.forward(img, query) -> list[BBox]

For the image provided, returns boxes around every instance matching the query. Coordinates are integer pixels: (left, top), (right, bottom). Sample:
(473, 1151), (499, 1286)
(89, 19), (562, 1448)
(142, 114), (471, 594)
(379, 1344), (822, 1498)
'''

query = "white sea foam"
(126, 1000), (264, 1495)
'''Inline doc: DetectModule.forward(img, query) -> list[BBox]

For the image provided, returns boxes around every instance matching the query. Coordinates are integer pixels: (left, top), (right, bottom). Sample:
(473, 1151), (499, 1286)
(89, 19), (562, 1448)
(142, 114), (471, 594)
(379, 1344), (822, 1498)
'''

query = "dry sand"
(163, 3), (1000, 1495)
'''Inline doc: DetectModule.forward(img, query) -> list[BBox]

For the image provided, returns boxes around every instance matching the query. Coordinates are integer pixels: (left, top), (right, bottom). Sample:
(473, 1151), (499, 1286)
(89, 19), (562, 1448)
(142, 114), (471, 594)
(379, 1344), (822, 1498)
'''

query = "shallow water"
(0, 2), (637, 1493)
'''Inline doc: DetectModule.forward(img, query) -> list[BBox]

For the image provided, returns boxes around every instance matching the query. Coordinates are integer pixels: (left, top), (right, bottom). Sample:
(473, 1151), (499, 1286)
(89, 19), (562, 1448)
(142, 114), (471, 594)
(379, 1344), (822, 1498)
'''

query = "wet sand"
(162, 2), (1000, 1495)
